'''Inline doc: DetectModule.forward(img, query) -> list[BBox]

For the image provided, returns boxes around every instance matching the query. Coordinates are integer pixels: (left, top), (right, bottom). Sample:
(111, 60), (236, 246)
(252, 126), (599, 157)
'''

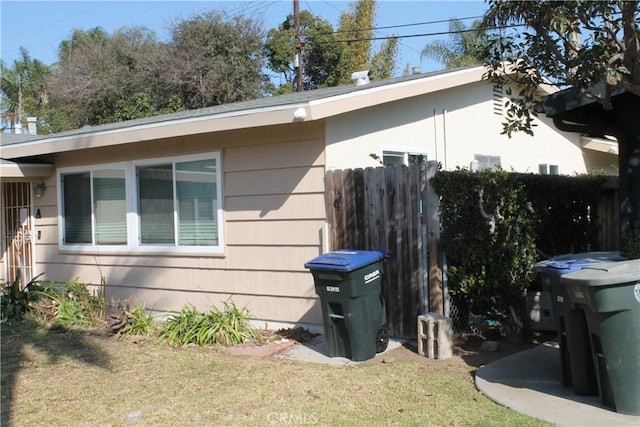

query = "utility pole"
(294, 0), (303, 92)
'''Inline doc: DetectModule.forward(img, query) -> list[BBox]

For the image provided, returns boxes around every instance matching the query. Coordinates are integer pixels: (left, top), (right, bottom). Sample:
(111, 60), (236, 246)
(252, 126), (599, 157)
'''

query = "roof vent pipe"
(351, 70), (370, 86)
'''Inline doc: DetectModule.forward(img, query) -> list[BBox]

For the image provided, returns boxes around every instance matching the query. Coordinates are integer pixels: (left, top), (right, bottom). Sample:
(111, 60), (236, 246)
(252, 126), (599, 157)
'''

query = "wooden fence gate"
(324, 162), (444, 339)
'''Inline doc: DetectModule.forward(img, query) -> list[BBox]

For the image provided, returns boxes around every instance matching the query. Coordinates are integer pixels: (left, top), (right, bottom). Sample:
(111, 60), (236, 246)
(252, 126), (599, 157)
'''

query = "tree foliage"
(39, 12), (266, 131)
(48, 26), (174, 130)
(482, 0), (640, 136)
(163, 12), (267, 108)
(264, 0), (398, 91)
(263, 10), (341, 92)
(421, 19), (489, 69)
(0, 48), (51, 133)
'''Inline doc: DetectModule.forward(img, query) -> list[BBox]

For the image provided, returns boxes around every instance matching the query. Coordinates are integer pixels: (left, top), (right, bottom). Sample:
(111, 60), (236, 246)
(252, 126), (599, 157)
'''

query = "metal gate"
(2, 182), (34, 287)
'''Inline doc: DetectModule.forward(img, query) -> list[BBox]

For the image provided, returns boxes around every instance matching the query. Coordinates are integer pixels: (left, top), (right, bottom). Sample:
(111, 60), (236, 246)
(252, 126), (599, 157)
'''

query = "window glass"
(176, 159), (218, 246)
(93, 169), (127, 245)
(474, 154), (501, 171)
(382, 152), (405, 166)
(59, 153), (222, 251)
(138, 164), (175, 245)
(62, 172), (92, 244)
(549, 165), (559, 175)
(539, 164), (549, 175)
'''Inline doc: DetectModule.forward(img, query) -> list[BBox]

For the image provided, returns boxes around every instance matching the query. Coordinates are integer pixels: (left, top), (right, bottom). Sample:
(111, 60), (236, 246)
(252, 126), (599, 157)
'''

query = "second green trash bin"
(534, 252), (627, 395)
(560, 259), (640, 416)
(305, 250), (389, 362)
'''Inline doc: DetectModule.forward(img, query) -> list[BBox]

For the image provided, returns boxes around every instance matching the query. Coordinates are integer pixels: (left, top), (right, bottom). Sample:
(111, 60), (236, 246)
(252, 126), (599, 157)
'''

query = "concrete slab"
(476, 341), (640, 426)
(276, 335), (404, 366)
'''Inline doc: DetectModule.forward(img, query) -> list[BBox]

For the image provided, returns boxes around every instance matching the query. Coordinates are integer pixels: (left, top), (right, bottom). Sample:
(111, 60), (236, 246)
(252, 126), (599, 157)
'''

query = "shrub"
(157, 300), (262, 348)
(0, 272), (44, 321)
(433, 169), (537, 332)
(109, 301), (157, 337)
(31, 279), (106, 328)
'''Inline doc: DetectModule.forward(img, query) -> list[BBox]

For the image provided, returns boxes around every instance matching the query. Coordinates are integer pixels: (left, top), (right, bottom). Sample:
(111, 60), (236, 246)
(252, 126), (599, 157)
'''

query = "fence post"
(425, 161), (443, 315)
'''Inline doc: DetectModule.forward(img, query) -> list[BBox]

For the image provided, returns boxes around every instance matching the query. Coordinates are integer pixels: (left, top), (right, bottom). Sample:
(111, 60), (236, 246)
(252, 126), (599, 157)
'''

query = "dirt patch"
(219, 327), (319, 357)
(358, 331), (557, 371)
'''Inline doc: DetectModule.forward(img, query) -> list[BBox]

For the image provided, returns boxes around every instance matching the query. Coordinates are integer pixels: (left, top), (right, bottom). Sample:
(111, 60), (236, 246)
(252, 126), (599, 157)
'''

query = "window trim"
(380, 147), (429, 166)
(57, 152), (224, 254)
(472, 154), (501, 171)
(538, 162), (560, 175)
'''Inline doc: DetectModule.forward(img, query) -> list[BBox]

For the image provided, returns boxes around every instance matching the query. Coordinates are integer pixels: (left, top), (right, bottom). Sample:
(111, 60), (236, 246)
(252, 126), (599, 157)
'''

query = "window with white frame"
(472, 154), (501, 171)
(538, 163), (560, 175)
(382, 150), (428, 166)
(59, 153), (223, 252)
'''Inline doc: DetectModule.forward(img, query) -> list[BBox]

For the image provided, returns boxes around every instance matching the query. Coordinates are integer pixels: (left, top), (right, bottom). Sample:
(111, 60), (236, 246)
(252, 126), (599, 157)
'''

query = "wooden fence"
(324, 162), (442, 338)
(324, 163), (621, 339)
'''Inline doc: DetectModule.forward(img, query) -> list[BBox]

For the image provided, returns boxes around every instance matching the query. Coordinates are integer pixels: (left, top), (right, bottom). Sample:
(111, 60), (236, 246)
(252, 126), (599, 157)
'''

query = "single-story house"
(0, 66), (619, 328)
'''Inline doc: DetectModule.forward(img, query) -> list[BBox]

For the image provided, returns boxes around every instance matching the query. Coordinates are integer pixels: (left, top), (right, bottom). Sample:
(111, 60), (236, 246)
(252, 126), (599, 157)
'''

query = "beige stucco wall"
(325, 80), (605, 175)
(31, 121), (327, 326)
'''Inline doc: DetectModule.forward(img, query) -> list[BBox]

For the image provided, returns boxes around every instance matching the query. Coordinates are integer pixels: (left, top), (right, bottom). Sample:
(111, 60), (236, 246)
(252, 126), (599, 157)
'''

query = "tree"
(264, 10), (341, 93)
(48, 26), (173, 130)
(0, 48), (51, 133)
(421, 19), (489, 69)
(334, 0), (398, 83)
(264, 0), (397, 92)
(163, 12), (267, 108)
(370, 37), (399, 80)
(482, 1), (640, 245)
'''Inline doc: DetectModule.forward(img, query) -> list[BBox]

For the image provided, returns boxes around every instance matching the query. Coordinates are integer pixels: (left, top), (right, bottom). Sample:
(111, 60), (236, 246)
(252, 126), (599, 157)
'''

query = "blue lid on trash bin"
(304, 249), (386, 271)
(534, 252), (627, 275)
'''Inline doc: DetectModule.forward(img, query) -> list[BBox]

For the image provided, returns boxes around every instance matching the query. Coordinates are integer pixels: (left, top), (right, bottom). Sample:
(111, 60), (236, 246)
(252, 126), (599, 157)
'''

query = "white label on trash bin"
(634, 283), (640, 304)
(326, 286), (340, 293)
(364, 269), (380, 284)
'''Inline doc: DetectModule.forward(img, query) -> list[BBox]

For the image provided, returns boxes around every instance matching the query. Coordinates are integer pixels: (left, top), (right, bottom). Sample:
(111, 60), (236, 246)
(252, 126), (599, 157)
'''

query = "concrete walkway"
(475, 341), (640, 426)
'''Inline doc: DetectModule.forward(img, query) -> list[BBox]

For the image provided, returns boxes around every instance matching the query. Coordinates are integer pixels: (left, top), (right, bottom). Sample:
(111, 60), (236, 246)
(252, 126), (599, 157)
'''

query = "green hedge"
(431, 169), (606, 329)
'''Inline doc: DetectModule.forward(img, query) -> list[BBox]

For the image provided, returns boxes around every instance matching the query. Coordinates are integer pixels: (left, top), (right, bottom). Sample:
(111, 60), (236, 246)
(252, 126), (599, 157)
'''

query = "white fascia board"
(0, 103), (310, 159)
(307, 66), (486, 120)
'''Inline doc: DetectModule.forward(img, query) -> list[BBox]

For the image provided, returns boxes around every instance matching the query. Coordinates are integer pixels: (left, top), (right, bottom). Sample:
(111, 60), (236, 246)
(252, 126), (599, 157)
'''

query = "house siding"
(325, 80), (597, 175)
(32, 121), (327, 326)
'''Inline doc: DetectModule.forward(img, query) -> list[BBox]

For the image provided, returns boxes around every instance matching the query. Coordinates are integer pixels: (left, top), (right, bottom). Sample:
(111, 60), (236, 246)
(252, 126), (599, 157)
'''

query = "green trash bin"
(560, 259), (640, 415)
(305, 250), (389, 362)
(534, 252), (627, 395)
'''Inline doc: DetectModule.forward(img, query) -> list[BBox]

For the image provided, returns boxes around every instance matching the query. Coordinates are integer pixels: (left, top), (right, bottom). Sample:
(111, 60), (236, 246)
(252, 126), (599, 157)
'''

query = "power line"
(320, 15), (485, 36)
(310, 24), (523, 45)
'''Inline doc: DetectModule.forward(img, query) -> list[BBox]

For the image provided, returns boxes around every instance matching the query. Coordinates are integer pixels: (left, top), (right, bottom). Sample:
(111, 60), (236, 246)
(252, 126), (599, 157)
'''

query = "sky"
(0, 0), (489, 77)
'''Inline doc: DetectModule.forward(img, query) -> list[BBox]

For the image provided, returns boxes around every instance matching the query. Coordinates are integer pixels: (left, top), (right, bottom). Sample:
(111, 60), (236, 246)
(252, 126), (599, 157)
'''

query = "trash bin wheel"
(376, 327), (389, 353)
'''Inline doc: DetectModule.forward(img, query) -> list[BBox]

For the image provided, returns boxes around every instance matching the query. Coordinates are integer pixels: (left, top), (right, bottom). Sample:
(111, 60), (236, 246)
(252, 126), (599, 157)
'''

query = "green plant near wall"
(30, 278), (107, 327)
(0, 272), (44, 321)
(157, 300), (263, 348)
(431, 168), (537, 335)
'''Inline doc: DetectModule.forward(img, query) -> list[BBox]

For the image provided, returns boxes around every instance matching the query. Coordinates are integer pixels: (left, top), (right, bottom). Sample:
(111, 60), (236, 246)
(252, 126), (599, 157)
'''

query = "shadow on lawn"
(0, 321), (110, 426)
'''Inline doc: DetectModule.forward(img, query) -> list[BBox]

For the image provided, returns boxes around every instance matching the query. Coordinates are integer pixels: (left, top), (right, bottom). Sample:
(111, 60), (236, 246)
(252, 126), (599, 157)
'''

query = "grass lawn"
(1, 321), (552, 426)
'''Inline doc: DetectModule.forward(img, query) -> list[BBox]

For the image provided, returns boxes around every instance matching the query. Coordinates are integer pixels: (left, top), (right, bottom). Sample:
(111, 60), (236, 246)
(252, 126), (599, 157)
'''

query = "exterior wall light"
(33, 182), (46, 198)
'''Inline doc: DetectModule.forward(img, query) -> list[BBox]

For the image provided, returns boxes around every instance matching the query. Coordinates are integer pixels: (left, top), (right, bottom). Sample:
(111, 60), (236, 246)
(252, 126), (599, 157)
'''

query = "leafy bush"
(0, 272), (44, 320)
(432, 169), (537, 334)
(31, 279), (106, 328)
(432, 169), (609, 337)
(157, 300), (263, 348)
(108, 301), (157, 337)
